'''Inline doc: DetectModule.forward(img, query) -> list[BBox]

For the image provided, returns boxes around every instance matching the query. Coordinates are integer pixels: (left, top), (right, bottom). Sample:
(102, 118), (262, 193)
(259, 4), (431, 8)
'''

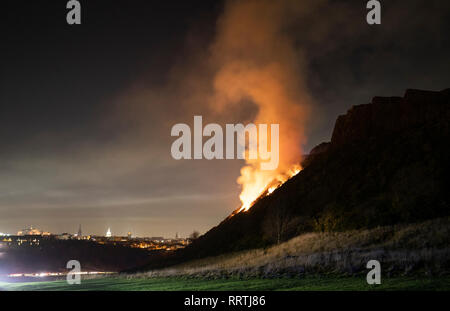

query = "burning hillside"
(175, 88), (450, 261)
(208, 0), (311, 214)
(232, 164), (302, 215)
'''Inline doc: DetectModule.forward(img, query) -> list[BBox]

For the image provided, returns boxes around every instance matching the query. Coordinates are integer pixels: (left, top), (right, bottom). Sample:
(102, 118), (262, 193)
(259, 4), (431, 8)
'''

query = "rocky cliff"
(150, 88), (450, 265)
(331, 89), (450, 147)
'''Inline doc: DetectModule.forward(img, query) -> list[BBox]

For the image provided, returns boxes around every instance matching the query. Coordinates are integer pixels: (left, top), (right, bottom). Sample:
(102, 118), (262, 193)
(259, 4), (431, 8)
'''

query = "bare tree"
(264, 197), (292, 244)
(189, 230), (200, 240)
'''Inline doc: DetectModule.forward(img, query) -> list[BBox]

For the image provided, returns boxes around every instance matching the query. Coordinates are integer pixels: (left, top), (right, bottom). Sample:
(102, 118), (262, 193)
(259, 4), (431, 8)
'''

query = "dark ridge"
(134, 88), (450, 271)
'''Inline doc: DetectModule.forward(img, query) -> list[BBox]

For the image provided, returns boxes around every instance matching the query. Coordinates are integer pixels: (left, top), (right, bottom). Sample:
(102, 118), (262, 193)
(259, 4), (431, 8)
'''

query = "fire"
(207, 0), (311, 217)
(236, 164), (302, 213)
(267, 186), (277, 194)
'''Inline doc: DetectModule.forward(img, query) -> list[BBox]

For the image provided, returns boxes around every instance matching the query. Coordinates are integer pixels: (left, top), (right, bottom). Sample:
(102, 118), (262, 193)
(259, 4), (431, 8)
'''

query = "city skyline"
(0, 224), (190, 239)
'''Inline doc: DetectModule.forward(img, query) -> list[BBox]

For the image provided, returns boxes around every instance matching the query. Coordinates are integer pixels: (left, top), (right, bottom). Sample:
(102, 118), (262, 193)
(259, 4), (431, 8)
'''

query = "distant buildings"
(17, 226), (50, 236)
(56, 233), (72, 240)
(91, 235), (191, 250)
(0, 225), (192, 251)
(77, 224), (82, 238)
(149, 237), (164, 242)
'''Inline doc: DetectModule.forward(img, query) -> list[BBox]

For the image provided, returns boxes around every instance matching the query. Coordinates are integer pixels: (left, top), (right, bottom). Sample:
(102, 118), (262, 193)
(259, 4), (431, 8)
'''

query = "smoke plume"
(208, 0), (312, 210)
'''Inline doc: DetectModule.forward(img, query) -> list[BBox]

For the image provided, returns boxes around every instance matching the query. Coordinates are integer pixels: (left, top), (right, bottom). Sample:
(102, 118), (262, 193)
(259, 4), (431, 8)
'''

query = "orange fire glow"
(208, 0), (311, 217)
(236, 163), (302, 213)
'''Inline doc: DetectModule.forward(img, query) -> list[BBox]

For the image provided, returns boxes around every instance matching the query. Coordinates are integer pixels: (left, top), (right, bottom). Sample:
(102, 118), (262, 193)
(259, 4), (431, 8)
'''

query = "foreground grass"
(2, 219), (448, 291)
(157, 217), (450, 278)
(2, 275), (449, 291)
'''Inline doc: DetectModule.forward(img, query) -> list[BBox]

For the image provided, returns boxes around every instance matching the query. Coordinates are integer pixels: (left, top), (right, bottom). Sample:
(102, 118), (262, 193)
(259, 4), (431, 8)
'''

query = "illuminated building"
(56, 233), (72, 240)
(17, 226), (51, 236)
(77, 224), (82, 239)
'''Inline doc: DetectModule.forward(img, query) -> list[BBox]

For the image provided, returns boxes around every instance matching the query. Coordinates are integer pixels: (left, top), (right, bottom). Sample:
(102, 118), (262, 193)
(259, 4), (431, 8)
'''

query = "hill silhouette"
(173, 88), (450, 260)
(130, 88), (449, 272)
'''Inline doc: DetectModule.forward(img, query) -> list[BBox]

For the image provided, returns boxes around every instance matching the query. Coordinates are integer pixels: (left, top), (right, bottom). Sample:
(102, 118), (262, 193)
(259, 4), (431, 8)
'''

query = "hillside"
(4, 219), (450, 291)
(137, 217), (450, 278)
(171, 88), (450, 262)
(5, 218), (449, 291)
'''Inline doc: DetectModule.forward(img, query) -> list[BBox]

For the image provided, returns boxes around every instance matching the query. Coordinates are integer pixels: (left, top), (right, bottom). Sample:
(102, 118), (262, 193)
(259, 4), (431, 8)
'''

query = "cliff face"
(331, 89), (450, 147)
(175, 88), (450, 261)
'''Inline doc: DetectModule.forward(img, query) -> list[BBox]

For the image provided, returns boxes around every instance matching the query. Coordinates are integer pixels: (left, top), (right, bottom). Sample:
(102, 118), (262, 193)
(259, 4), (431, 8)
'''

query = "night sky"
(1, 0), (449, 237)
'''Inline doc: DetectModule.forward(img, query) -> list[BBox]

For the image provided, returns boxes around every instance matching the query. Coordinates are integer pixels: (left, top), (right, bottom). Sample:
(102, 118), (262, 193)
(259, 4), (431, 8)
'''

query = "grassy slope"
(2, 275), (450, 291)
(2, 218), (448, 291)
(136, 218), (450, 278)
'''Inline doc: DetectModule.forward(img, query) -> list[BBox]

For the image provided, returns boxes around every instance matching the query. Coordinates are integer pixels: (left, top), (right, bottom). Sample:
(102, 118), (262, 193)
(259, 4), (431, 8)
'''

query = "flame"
(208, 0), (311, 217)
(267, 186), (277, 195)
(237, 164), (302, 213)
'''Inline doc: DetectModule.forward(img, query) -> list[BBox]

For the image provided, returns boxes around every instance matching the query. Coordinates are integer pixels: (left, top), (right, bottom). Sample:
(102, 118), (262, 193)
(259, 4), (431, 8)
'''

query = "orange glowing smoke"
(209, 0), (311, 213)
(238, 164), (302, 212)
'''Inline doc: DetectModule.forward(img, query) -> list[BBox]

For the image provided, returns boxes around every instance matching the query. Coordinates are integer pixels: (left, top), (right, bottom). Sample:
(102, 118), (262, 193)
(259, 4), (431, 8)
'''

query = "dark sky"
(1, 0), (449, 237)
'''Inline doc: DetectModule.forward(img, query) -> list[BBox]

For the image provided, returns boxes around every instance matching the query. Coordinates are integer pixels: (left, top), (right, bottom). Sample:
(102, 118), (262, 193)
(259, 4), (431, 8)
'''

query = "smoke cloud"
(207, 0), (312, 209)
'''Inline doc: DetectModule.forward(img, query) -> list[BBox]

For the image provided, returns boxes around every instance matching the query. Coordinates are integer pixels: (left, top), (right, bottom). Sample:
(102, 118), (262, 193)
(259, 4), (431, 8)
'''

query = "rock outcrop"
(330, 89), (450, 146)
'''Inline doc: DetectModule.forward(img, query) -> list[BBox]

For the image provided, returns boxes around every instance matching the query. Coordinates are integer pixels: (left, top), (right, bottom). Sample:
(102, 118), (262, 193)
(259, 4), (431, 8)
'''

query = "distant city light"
(5, 271), (115, 278)
(0, 225), (192, 251)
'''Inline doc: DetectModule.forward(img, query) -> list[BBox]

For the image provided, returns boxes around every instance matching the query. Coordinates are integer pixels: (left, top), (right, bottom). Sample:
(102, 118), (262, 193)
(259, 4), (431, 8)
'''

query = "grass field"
(131, 218), (450, 280)
(2, 219), (448, 291)
(1, 275), (449, 291)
